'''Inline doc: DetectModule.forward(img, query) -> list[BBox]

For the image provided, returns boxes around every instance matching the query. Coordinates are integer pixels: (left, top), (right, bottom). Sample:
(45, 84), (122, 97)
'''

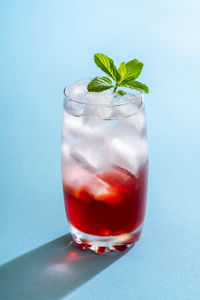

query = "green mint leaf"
(87, 76), (113, 92)
(121, 80), (149, 93)
(118, 62), (126, 82)
(94, 53), (120, 82)
(121, 59), (143, 84)
(89, 53), (149, 95)
(117, 90), (126, 96)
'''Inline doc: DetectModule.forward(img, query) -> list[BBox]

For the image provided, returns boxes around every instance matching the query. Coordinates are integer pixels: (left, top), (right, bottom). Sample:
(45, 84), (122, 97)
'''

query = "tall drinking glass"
(62, 80), (148, 253)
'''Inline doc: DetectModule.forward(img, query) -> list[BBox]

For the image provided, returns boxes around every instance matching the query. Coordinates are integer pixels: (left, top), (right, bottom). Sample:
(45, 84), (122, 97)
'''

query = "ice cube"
(72, 142), (108, 171)
(62, 111), (93, 140)
(62, 111), (83, 138)
(65, 99), (85, 117)
(81, 89), (113, 119)
(124, 110), (146, 133)
(81, 116), (111, 143)
(113, 94), (145, 122)
(106, 136), (148, 175)
(69, 83), (87, 101)
(89, 176), (120, 203)
(62, 167), (121, 203)
(61, 142), (74, 169)
(64, 114), (108, 147)
(69, 117), (115, 170)
(97, 166), (139, 192)
(84, 89), (113, 104)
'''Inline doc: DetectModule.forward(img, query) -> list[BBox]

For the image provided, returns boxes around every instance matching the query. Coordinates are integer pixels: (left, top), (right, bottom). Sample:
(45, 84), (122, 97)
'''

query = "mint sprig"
(87, 53), (149, 95)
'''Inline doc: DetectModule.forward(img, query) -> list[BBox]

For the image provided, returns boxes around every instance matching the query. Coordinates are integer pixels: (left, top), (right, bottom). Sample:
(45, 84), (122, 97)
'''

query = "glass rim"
(63, 79), (144, 109)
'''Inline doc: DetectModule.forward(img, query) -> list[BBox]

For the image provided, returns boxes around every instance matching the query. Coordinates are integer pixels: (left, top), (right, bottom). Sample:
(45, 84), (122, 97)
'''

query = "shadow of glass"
(0, 234), (126, 300)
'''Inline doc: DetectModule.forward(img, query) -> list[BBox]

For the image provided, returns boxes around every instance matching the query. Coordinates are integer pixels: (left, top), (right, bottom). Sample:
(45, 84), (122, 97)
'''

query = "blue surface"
(0, 0), (200, 299)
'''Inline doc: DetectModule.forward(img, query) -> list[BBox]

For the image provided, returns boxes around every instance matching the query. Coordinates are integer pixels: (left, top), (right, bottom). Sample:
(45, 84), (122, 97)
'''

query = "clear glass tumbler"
(62, 80), (148, 253)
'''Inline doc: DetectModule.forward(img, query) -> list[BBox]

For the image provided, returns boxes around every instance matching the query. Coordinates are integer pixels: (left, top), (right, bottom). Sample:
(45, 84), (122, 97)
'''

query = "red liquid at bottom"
(63, 164), (148, 238)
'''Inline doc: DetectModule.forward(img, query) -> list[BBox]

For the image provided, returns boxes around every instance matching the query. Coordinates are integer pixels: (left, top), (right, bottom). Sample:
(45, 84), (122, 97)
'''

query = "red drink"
(62, 79), (149, 253)
(63, 164), (148, 247)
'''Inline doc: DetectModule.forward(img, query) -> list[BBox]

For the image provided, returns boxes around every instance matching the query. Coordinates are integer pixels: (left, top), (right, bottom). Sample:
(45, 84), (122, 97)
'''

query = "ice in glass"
(62, 80), (148, 253)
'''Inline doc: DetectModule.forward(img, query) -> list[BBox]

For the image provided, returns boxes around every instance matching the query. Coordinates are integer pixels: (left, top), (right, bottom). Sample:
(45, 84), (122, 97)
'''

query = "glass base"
(70, 223), (143, 254)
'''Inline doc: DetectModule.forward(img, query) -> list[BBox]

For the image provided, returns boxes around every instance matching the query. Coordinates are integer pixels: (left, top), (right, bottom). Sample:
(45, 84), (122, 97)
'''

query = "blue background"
(0, 0), (200, 299)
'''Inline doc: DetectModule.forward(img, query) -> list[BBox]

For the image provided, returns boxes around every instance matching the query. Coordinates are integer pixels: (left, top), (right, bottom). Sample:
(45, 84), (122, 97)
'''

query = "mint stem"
(113, 84), (118, 93)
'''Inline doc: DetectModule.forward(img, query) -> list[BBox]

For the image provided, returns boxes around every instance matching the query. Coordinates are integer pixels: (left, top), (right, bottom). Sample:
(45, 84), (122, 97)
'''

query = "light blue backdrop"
(0, 0), (199, 299)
